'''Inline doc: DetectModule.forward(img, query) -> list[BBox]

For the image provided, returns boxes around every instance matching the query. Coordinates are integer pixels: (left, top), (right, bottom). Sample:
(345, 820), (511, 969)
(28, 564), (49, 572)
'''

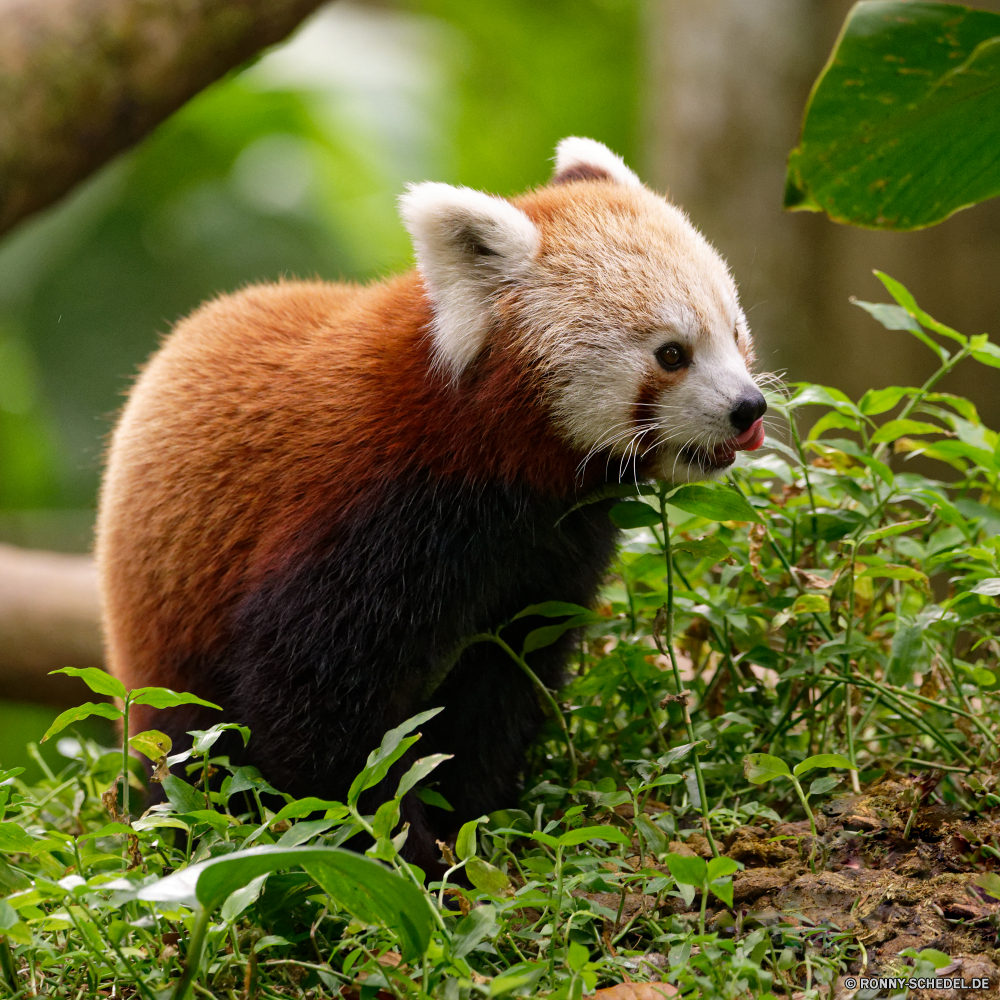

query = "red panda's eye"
(656, 343), (686, 371)
(734, 326), (740, 343)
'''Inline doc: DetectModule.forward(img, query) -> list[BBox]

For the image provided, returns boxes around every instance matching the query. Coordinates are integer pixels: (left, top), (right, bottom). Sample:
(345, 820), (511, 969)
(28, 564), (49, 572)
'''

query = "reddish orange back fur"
(96, 273), (581, 702)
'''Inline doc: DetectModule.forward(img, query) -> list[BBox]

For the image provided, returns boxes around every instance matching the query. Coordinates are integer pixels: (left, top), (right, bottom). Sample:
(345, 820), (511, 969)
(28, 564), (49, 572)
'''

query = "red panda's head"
(399, 138), (765, 484)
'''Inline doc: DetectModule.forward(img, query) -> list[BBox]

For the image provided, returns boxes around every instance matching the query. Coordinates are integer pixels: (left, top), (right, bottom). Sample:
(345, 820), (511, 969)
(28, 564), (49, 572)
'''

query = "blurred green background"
(2, 0), (998, 777)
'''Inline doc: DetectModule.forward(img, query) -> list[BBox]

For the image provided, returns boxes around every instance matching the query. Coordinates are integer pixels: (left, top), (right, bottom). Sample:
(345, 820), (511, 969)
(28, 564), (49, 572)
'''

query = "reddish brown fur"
(97, 273), (583, 706)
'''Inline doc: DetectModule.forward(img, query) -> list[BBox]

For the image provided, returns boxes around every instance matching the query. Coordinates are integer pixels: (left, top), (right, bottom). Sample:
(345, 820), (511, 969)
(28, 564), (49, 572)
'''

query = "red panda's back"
(96, 275), (429, 699)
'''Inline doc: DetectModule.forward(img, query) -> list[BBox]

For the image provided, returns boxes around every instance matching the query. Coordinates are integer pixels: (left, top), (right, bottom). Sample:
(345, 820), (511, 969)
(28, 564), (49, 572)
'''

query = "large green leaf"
(785, 1), (1000, 229)
(743, 753), (791, 785)
(50, 666), (126, 700)
(40, 701), (122, 742)
(667, 484), (761, 524)
(135, 846), (432, 959)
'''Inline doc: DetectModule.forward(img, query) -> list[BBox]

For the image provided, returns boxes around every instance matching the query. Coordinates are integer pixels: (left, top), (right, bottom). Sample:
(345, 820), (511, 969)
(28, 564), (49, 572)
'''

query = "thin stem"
(789, 775), (817, 872)
(467, 633), (578, 785)
(172, 907), (211, 1000)
(657, 486), (719, 858)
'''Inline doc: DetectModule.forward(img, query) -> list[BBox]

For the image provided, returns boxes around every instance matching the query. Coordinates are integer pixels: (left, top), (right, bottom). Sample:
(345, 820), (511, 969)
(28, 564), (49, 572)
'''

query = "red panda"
(96, 138), (765, 865)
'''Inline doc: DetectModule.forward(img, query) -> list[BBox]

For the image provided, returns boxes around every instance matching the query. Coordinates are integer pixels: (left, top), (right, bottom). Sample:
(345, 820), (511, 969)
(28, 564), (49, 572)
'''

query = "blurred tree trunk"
(0, 545), (103, 706)
(648, 0), (1000, 430)
(0, 0), (329, 236)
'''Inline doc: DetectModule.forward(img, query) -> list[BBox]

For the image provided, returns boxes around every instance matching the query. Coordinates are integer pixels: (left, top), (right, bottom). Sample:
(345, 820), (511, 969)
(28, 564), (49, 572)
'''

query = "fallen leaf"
(592, 984), (677, 1000)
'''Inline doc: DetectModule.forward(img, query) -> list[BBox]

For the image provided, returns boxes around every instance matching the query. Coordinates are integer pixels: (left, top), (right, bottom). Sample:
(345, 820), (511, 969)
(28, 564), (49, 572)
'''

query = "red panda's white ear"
(399, 182), (539, 379)
(552, 137), (642, 187)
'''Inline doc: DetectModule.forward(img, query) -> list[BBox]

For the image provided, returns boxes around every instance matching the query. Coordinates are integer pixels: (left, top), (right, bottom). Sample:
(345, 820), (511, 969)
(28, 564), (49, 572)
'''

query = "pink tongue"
(733, 418), (765, 452)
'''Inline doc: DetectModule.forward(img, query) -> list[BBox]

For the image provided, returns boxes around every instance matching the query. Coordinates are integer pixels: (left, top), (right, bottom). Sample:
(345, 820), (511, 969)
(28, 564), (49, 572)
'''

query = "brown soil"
(584, 773), (1000, 999)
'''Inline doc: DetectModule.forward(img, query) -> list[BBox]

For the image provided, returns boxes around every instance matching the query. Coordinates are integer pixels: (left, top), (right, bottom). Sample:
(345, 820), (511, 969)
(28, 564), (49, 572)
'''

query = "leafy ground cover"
(1, 276), (999, 999)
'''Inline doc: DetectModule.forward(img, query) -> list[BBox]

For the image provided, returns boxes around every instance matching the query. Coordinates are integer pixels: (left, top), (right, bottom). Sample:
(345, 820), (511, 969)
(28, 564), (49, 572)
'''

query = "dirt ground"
(582, 773), (1000, 999)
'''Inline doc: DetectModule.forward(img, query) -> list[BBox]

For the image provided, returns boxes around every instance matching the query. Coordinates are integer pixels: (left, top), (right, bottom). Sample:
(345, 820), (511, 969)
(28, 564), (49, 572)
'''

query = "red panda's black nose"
(730, 393), (767, 433)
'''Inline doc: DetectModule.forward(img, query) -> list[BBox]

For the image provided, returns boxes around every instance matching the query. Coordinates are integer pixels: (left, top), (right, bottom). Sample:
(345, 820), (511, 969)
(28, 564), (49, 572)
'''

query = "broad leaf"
(137, 845), (432, 959)
(785, 1), (1000, 229)
(128, 730), (172, 761)
(743, 753), (791, 785)
(452, 903), (498, 958)
(348, 708), (443, 807)
(456, 816), (488, 861)
(41, 702), (122, 742)
(667, 484), (761, 524)
(129, 688), (222, 711)
(522, 614), (593, 654)
(858, 385), (913, 416)
(793, 754), (857, 778)
(557, 825), (631, 847)
(466, 858), (511, 895)
(512, 601), (595, 621)
(706, 856), (739, 881)
(50, 666), (126, 700)
(665, 852), (707, 887)
(609, 500), (662, 529)
(396, 754), (453, 799)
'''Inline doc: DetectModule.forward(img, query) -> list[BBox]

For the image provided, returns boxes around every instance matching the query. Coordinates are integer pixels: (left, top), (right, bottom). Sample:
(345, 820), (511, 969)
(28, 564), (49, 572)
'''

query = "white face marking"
(399, 138), (763, 484)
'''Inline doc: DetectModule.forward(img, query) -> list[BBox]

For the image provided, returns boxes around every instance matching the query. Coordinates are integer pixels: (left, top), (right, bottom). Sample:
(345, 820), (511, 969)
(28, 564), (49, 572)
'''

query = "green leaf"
(512, 601), (594, 621)
(860, 516), (932, 546)
(49, 666), (126, 700)
(452, 903), (497, 958)
(161, 775), (206, 815)
(371, 799), (401, 841)
(128, 729), (172, 761)
(972, 339), (1000, 368)
(220, 873), (268, 922)
(522, 614), (595, 655)
(887, 623), (926, 686)
(743, 753), (791, 785)
(858, 564), (929, 586)
(665, 852), (707, 887)
(138, 845), (433, 960)
(0, 821), (33, 854)
(706, 856), (739, 881)
(791, 594), (829, 615)
(785, 2), (1000, 230)
(708, 877), (734, 909)
(809, 775), (842, 797)
(852, 301), (923, 334)
(129, 688), (222, 711)
(858, 385), (913, 416)
(634, 814), (667, 857)
(609, 500), (662, 529)
(466, 858), (511, 895)
(395, 754), (453, 799)
(667, 484), (761, 523)
(189, 723), (250, 755)
(40, 701), (122, 742)
(268, 798), (347, 825)
(793, 753), (857, 778)
(456, 816), (488, 861)
(971, 577), (1000, 597)
(870, 419), (947, 444)
(488, 960), (546, 996)
(567, 940), (590, 972)
(414, 787), (454, 812)
(227, 766), (282, 798)
(973, 871), (1000, 901)
(347, 708), (443, 807)
(557, 824), (631, 847)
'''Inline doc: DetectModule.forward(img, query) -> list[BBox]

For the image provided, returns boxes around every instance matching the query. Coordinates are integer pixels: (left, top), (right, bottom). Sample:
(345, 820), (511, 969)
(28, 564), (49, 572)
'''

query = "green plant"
(0, 276), (998, 998)
(786, 0), (1000, 229)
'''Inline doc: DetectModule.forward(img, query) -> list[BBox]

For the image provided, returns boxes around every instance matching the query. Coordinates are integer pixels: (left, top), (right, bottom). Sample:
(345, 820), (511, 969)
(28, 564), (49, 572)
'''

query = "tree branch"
(0, 544), (103, 707)
(0, 0), (329, 237)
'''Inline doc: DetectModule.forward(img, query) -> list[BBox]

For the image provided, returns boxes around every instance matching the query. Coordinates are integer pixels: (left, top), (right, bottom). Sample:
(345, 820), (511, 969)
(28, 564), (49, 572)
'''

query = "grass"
(0, 274), (999, 999)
